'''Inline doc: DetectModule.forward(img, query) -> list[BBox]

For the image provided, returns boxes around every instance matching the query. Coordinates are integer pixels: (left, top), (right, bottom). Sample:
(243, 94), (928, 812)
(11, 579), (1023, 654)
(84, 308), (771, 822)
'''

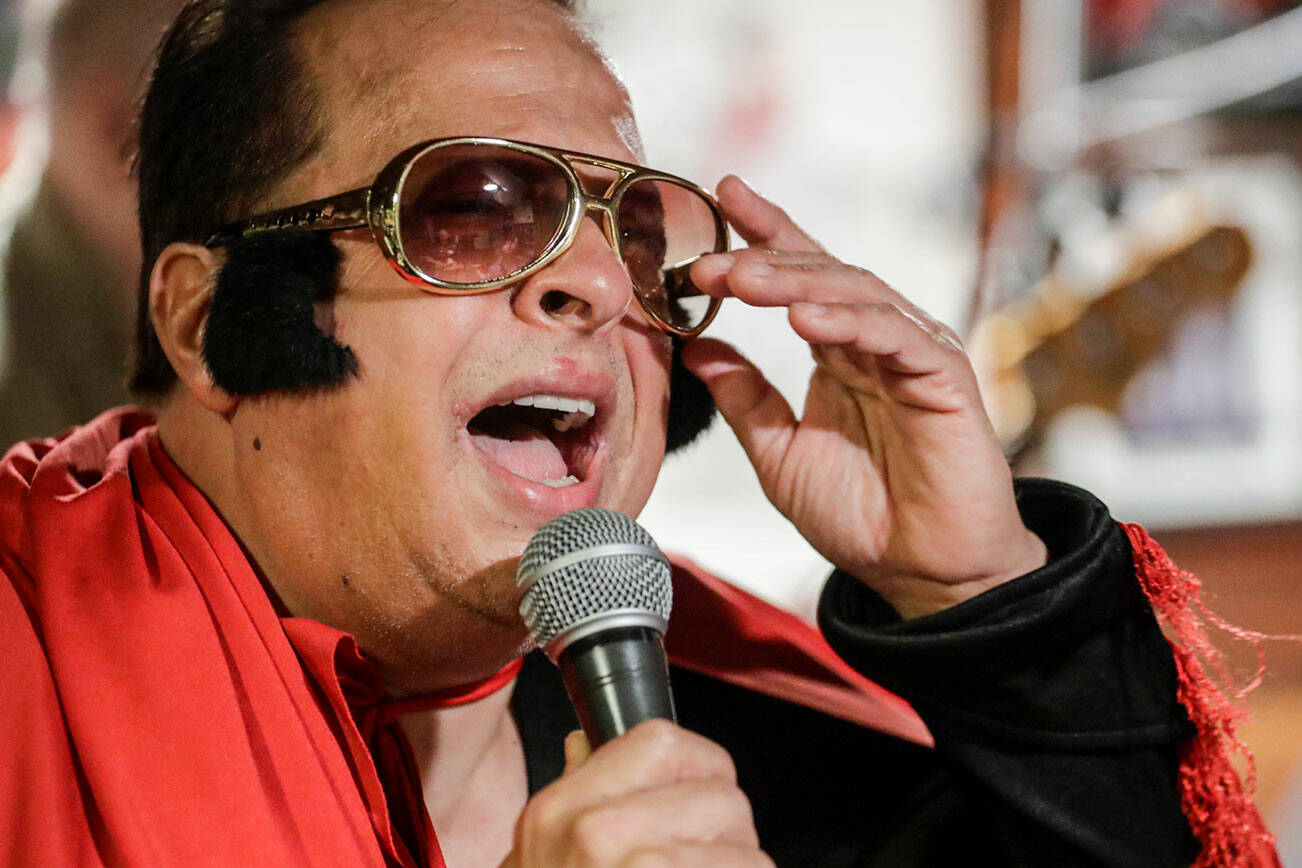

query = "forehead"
(293, 0), (640, 191)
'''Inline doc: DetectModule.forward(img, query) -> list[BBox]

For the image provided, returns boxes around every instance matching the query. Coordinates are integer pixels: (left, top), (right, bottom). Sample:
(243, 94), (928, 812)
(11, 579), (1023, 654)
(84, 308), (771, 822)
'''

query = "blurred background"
(0, 0), (1298, 857)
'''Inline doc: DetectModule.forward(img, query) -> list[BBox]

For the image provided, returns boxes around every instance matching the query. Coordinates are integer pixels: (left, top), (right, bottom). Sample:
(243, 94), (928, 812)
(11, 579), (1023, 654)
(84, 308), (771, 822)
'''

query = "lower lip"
(465, 433), (608, 517)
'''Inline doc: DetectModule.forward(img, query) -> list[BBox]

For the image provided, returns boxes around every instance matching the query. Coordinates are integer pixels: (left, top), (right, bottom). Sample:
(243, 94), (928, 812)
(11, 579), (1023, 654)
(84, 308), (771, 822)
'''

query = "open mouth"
(467, 394), (602, 488)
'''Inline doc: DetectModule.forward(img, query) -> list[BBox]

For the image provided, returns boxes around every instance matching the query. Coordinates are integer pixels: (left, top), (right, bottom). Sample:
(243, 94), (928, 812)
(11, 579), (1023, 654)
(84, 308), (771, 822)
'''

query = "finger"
(789, 302), (963, 370)
(564, 730), (592, 774)
(715, 175), (824, 253)
(688, 250), (853, 299)
(692, 250), (906, 312)
(690, 249), (836, 286)
(680, 338), (797, 478)
(787, 302), (974, 412)
(570, 781), (760, 863)
(620, 843), (776, 868)
(557, 720), (738, 812)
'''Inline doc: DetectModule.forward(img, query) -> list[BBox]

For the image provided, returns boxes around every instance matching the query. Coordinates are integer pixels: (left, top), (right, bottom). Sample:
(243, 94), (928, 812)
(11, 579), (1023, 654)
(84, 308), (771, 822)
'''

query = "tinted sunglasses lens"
(397, 144), (571, 285)
(617, 178), (722, 332)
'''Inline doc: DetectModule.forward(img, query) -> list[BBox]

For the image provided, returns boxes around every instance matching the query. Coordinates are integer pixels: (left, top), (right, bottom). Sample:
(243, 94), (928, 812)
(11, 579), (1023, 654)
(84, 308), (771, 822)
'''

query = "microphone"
(516, 508), (675, 748)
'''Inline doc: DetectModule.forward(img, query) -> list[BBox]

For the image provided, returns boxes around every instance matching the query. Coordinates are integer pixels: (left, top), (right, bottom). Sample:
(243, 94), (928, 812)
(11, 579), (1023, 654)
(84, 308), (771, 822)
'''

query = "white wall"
(585, 0), (987, 615)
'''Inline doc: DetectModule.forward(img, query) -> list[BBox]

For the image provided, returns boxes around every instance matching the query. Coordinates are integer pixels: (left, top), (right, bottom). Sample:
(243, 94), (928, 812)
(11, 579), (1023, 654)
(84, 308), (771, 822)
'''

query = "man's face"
(223, 0), (672, 691)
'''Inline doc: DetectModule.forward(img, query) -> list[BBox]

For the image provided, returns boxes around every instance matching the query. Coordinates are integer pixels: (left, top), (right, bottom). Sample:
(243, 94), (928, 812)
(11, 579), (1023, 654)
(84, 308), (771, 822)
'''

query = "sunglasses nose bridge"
(577, 196), (620, 254)
(581, 196), (616, 218)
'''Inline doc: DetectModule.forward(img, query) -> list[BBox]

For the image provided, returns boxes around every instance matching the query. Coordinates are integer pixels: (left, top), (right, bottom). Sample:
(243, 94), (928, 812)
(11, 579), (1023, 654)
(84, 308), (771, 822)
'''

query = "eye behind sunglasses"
(205, 136), (729, 336)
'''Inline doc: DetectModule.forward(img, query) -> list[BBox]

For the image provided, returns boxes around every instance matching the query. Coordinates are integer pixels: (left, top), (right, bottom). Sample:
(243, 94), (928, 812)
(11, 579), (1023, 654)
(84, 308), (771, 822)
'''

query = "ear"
(148, 242), (239, 415)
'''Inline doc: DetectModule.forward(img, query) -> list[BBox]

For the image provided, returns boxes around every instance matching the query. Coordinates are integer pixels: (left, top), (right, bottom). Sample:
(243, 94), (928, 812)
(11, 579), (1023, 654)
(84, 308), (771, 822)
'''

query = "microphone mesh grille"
(517, 508), (672, 647)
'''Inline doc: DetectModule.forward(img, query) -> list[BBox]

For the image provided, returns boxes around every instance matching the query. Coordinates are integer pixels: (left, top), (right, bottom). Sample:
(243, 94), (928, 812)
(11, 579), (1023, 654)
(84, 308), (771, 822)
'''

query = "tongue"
(470, 418), (569, 481)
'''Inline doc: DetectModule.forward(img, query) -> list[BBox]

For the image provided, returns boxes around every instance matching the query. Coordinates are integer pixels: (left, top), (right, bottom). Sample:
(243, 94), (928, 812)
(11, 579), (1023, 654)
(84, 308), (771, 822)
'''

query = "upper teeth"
(510, 394), (596, 432)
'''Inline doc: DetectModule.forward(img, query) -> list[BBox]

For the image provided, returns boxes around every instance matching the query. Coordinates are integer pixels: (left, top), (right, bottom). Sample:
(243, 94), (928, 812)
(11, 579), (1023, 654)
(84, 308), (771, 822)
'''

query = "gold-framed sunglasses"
(205, 136), (729, 336)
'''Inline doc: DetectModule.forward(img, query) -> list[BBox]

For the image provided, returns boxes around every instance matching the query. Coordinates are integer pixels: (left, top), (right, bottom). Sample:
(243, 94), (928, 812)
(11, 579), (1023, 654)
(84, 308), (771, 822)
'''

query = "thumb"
(682, 337), (797, 477)
(562, 730), (592, 774)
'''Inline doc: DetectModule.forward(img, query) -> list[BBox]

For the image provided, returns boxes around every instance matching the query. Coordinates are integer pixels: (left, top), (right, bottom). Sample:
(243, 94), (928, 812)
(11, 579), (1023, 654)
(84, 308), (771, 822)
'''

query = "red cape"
(0, 409), (925, 866)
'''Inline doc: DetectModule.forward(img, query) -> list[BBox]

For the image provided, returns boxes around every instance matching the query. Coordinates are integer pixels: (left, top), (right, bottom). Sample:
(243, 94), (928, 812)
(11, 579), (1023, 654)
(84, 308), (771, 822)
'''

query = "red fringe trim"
(1123, 522), (1283, 867)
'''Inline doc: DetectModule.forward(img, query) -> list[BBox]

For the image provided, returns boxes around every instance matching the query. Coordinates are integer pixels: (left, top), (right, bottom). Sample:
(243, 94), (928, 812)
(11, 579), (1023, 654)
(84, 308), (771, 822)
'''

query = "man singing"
(0, 0), (1275, 865)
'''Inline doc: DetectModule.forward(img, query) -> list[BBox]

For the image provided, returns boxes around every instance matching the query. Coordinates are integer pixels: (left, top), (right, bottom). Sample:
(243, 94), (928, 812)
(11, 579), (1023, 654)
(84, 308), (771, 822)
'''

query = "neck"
(400, 683), (528, 867)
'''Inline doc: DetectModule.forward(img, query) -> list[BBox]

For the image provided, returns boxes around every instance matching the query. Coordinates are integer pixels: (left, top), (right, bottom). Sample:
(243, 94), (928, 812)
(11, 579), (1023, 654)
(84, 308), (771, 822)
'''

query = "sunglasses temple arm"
(205, 187), (372, 247)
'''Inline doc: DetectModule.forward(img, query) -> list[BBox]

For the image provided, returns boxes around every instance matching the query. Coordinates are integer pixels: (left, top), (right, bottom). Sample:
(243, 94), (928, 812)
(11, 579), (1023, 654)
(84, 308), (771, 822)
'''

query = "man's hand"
(501, 721), (771, 867)
(684, 176), (1047, 619)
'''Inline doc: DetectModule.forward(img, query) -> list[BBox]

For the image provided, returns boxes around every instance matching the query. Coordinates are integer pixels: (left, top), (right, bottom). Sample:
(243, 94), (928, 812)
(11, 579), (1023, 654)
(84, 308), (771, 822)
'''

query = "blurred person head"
(0, 0), (188, 446)
(134, 0), (716, 692)
(41, 0), (188, 311)
(0, 2), (20, 171)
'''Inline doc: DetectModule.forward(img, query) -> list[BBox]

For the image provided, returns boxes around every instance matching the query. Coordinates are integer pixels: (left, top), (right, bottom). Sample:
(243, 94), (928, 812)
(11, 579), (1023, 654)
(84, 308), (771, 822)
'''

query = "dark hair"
(132, 0), (333, 395)
(131, 0), (714, 450)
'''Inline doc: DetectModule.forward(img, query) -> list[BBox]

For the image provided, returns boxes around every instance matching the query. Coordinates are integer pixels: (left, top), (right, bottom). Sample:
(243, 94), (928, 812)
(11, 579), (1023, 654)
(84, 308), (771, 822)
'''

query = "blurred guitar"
(972, 224), (1253, 457)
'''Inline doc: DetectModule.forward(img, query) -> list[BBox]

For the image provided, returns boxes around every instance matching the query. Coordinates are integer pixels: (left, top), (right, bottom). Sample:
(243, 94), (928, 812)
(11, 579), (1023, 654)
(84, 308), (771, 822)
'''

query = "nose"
(511, 213), (633, 335)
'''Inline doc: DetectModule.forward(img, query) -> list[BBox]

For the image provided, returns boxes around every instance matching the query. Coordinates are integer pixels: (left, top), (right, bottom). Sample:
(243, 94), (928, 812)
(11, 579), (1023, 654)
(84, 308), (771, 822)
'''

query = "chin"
(370, 572), (535, 696)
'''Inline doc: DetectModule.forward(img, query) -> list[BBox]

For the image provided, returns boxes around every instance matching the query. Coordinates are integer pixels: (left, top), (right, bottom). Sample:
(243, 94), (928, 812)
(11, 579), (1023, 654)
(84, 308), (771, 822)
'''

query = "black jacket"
(510, 479), (1200, 867)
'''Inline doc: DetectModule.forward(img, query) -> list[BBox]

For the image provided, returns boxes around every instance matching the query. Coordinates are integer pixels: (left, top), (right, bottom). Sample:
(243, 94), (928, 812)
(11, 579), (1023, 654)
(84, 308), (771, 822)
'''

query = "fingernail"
(563, 730), (592, 771)
(744, 260), (774, 278)
(732, 175), (762, 198)
(793, 302), (828, 317)
(704, 253), (735, 270)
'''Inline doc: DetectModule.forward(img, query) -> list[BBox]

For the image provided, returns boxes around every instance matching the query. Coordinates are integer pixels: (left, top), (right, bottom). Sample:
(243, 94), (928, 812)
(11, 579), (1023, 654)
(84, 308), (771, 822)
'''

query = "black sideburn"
(204, 230), (359, 394)
(664, 337), (717, 453)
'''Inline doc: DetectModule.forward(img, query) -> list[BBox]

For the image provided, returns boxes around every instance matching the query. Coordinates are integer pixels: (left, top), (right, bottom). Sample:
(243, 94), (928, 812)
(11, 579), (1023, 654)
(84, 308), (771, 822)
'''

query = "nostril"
(540, 290), (567, 314)
(540, 290), (589, 318)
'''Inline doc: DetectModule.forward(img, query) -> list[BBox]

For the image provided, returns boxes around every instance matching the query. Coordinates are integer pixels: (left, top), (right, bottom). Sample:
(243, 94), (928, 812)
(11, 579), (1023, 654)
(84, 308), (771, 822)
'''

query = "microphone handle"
(557, 625), (676, 748)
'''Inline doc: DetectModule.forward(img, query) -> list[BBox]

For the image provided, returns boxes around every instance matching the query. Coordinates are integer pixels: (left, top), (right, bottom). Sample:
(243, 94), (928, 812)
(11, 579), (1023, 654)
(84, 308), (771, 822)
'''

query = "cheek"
(639, 333), (674, 426)
(640, 329), (673, 405)
(325, 294), (484, 489)
(614, 331), (672, 513)
(333, 290), (482, 397)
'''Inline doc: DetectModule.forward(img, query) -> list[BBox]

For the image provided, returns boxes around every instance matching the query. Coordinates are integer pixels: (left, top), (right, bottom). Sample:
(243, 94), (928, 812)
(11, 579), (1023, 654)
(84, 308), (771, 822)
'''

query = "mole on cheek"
(341, 574), (351, 587)
(253, 437), (262, 451)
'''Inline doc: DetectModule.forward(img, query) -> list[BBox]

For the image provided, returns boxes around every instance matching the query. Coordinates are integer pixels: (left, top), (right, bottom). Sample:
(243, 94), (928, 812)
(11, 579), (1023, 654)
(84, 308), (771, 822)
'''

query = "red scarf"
(0, 409), (925, 866)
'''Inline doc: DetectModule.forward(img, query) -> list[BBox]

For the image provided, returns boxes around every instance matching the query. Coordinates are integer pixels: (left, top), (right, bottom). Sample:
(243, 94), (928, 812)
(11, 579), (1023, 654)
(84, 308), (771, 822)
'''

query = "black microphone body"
(516, 508), (677, 749)
(558, 624), (676, 748)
